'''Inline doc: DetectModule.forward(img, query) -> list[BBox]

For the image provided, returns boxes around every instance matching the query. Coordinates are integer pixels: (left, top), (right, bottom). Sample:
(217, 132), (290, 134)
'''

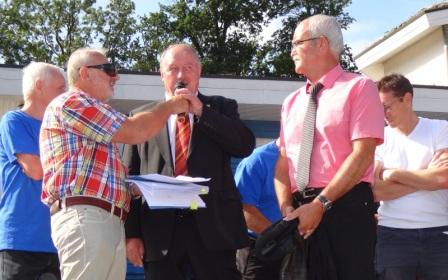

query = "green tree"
(93, 0), (138, 69)
(137, 0), (273, 75)
(0, 0), (38, 64)
(259, 0), (357, 77)
(131, 7), (177, 72)
(0, 0), (358, 76)
(0, 0), (97, 66)
(136, 0), (357, 76)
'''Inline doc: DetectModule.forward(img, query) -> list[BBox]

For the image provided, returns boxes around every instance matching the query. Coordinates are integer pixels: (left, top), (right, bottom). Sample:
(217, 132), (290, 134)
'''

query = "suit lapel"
(189, 93), (208, 156)
(156, 125), (174, 170)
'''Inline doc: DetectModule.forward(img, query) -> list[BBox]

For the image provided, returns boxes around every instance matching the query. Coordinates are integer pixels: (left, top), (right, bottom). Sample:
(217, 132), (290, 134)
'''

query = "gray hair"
(159, 43), (201, 70)
(66, 47), (107, 87)
(22, 62), (65, 101)
(307, 14), (344, 59)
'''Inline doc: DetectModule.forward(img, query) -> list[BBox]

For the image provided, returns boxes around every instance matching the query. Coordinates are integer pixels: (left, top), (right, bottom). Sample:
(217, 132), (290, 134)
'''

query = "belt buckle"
(302, 188), (317, 199)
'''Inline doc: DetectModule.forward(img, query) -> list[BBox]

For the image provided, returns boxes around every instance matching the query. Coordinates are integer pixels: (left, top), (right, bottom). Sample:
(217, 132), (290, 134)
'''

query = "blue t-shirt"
(0, 110), (56, 253)
(234, 141), (282, 237)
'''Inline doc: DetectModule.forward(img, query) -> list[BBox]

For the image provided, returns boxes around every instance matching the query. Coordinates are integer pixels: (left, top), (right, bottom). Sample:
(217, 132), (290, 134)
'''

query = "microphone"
(175, 81), (188, 123)
(175, 81), (186, 90)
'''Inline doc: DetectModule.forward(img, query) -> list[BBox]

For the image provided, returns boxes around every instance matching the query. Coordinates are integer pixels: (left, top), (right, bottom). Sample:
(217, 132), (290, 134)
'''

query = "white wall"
(384, 29), (448, 86)
(1, 66), (447, 121)
(0, 66), (301, 119)
(113, 74), (299, 105)
(0, 96), (23, 117)
(0, 67), (22, 96)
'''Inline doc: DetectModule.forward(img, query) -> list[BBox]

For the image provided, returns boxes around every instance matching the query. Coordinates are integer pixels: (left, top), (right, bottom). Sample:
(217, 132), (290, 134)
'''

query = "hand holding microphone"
(173, 80), (203, 118)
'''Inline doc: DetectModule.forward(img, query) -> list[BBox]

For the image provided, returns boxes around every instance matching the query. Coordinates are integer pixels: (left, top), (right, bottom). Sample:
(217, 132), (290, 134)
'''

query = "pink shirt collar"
(305, 64), (344, 94)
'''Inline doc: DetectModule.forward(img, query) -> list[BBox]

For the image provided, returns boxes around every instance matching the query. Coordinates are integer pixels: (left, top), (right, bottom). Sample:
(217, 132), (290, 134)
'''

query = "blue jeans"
(375, 225), (448, 280)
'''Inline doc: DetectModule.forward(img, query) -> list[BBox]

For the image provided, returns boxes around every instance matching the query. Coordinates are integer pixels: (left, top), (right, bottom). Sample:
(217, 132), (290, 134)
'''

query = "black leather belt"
(292, 187), (323, 207)
(50, 196), (128, 222)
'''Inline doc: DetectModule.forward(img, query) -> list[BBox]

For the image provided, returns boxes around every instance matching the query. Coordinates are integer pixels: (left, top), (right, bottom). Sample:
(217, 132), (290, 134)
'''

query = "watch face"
(318, 195), (332, 211)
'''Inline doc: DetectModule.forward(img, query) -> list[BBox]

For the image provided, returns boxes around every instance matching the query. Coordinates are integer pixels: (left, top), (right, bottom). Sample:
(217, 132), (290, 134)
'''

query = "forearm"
(113, 101), (173, 144)
(16, 154), (43, 180)
(274, 154), (294, 216)
(243, 205), (272, 234)
(133, 102), (173, 140)
(385, 168), (448, 190)
(372, 179), (416, 201)
(321, 138), (377, 202)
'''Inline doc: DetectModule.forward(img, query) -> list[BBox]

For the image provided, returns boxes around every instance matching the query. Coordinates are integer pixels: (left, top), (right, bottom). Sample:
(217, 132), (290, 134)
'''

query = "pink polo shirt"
(279, 65), (384, 192)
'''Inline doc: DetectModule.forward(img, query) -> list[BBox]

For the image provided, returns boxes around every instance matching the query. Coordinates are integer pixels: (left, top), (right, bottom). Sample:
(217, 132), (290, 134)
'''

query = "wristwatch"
(316, 194), (333, 212)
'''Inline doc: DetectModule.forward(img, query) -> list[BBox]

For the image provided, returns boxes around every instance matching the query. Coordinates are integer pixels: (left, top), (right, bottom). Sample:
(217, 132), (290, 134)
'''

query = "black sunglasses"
(85, 63), (118, 77)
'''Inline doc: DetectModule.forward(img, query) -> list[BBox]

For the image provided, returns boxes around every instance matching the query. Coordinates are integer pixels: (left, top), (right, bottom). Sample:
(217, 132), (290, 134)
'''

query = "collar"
(305, 64), (343, 94)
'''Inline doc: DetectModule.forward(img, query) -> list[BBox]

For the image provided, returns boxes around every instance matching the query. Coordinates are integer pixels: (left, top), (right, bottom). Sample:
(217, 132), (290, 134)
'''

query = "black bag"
(281, 222), (338, 280)
(254, 218), (300, 262)
(279, 236), (308, 280)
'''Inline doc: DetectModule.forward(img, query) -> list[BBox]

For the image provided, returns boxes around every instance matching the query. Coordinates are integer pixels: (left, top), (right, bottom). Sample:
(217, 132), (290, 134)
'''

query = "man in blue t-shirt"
(0, 62), (66, 279)
(235, 140), (283, 280)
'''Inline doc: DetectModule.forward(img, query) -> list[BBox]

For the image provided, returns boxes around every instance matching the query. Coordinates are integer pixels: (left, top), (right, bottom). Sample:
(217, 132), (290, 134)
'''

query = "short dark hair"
(377, 74), (413, 98)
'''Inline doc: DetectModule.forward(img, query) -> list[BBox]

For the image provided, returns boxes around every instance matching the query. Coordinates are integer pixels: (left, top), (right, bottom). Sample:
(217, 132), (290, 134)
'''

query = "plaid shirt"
(40, 90), (131, 211)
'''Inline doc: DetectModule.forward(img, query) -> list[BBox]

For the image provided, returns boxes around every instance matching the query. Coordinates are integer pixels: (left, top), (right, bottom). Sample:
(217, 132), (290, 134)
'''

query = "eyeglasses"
(85, 63), (118, 77)
(291, 37), (320, 49)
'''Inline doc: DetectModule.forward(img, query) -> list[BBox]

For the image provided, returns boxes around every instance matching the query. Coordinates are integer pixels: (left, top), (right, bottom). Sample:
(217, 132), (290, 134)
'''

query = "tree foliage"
(136, 0), (273, 75)
(93, 0), (137, 69)
(0, 0), (358, 75)
(263, 0), (356, 77)
(0, 0), (34, 64)
(131, 6), (177, 72)
(0, 0), (97, 66)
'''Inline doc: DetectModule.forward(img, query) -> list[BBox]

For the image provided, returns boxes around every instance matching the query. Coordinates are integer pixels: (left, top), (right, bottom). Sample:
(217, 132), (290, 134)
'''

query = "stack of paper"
(126, 174), (210, 209)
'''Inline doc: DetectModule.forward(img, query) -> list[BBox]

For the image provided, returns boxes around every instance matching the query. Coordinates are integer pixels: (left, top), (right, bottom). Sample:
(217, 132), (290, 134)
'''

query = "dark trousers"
(308, 182), (376, 280)
(237, 237), (283, 280)
(0, 249), (60, 280)
(144, 215), (241, 280)
(375, 225), (448, 280)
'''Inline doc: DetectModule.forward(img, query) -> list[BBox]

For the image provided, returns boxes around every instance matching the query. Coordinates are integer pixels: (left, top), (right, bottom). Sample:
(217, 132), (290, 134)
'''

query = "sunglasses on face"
(85, 63), (118, 77)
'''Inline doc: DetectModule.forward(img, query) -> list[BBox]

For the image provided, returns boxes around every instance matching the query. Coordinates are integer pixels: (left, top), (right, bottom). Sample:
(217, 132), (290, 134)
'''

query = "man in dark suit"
(124, 43), (255, 280)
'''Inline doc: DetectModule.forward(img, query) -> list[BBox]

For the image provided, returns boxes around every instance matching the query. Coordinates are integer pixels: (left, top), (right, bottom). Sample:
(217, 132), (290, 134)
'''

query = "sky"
(98, 0), (443, 56)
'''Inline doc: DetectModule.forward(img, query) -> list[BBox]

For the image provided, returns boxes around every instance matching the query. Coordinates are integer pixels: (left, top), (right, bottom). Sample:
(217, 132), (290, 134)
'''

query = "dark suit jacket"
(123, 93), (255, 261)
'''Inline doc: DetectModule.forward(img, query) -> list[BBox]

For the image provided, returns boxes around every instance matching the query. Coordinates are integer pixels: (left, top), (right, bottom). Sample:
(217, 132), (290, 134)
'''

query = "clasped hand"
(284, 200), (324, 239)
(171, 89), (203, 116)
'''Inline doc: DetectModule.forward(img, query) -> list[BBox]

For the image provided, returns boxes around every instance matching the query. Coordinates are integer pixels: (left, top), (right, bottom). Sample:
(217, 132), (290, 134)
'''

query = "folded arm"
(380, 149), (448, 192)
(16, 153), (43, 180)
(383, 168), (448, 191)
(243, 205), (272, 234)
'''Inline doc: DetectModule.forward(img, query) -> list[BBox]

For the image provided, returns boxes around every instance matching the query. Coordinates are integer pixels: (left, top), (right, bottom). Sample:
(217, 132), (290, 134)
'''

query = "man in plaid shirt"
(40, 47), (201, 280)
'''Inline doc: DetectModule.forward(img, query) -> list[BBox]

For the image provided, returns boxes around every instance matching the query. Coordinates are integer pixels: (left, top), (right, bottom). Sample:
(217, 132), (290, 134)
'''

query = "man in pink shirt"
(274, 14), (384, 279)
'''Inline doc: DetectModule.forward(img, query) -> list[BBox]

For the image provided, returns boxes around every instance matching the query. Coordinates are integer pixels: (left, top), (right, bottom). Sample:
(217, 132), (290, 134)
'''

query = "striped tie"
(295, 83), (324, 192)
(174, 115), (191, 176)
